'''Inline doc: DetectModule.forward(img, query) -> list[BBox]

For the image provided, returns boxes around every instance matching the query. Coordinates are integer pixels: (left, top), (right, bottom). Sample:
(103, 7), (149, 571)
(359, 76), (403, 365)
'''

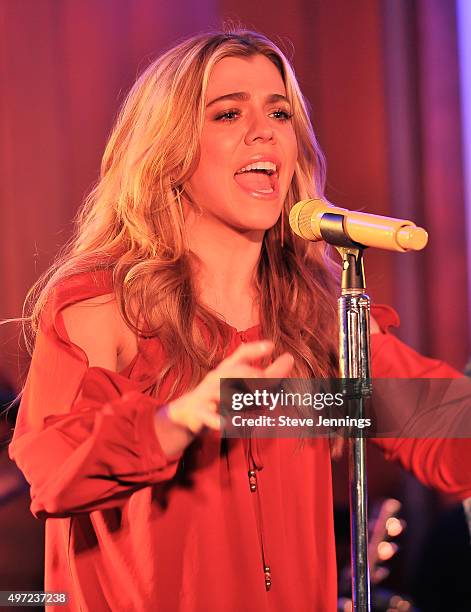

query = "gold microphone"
(289, 198), (428, 252)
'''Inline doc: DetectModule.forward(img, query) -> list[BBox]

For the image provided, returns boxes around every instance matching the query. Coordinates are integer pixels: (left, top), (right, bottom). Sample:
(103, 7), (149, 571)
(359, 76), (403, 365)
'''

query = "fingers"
(191, 396), (221, 432)
(169, 342), (295, 436)
(263, 352), (295, 378)
(224, 341), (274, 366)
(199, 411), (223, 431)
(219, 341), (294, 380)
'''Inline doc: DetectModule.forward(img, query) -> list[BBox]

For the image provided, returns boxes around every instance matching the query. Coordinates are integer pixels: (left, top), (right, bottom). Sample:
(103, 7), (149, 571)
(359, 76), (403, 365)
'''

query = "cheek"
(192, 133), (234, 191)
(282, 132), (298, 184)
(286, 130), (298, 166)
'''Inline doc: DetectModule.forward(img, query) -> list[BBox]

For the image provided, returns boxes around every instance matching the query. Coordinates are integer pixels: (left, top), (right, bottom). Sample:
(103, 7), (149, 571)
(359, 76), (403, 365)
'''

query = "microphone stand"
(321, 214), (372, 611)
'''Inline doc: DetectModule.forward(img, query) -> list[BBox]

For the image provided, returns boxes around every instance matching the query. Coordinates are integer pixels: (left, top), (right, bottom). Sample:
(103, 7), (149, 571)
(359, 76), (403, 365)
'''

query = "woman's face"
(186, 54), (298, 233)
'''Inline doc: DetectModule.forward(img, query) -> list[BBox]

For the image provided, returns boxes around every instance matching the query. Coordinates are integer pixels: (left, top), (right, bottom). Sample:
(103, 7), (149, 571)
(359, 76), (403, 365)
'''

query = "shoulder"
(61, 294), (121, 369)
(45, 269), (137, 371)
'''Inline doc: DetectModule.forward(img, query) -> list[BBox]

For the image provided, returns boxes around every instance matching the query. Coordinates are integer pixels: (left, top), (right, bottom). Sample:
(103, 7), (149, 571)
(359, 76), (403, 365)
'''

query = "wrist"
(153, 403), (195, 458)
(161, 401), (196, 437)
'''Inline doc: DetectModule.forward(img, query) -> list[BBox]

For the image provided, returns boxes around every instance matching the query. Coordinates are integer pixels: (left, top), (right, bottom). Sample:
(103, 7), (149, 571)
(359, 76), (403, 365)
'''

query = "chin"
(234, 214), (281, 233)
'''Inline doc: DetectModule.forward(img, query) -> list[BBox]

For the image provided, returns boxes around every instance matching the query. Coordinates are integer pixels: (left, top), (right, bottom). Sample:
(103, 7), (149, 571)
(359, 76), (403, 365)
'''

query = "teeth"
(236, 161), (277, 174)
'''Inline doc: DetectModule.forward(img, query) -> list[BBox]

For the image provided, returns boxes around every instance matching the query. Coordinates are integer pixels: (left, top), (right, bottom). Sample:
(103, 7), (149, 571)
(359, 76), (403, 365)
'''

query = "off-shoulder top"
(8, 270), (471, 612)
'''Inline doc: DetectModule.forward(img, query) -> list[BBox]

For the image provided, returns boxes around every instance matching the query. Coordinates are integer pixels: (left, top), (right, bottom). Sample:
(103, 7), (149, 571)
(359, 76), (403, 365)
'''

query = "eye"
(213, 107), (293, 122)
(270, 108), (293, 121)
(214, 109), (240, 122)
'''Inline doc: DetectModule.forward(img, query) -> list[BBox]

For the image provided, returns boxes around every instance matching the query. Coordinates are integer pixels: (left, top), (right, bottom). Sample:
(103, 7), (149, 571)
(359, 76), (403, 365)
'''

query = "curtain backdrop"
(1, 0), (469, 386)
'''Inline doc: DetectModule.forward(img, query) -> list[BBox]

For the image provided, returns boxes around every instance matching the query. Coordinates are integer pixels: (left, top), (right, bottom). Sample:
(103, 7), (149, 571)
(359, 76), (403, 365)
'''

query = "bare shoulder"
(61, 294), (138, 371)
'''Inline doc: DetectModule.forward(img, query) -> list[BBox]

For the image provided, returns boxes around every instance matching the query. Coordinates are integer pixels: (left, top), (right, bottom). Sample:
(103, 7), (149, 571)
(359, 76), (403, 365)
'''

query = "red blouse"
(8, 271), (471, 612)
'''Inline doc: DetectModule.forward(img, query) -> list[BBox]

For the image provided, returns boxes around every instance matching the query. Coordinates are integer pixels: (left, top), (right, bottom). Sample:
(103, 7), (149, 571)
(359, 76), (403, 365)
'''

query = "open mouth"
(234, 161), (279, 196)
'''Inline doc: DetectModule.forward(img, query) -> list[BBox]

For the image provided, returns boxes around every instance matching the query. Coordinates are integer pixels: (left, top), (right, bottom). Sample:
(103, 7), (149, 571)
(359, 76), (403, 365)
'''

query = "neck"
(185, 209), (263, 327)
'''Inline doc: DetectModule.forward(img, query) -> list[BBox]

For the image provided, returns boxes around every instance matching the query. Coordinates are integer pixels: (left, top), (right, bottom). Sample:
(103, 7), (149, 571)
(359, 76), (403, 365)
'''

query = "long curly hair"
(24, 29), (339, 402)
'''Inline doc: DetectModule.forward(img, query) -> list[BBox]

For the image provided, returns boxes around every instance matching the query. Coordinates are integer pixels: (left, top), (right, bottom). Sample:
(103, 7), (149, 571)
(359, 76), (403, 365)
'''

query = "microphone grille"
(396, 226), (429, 251)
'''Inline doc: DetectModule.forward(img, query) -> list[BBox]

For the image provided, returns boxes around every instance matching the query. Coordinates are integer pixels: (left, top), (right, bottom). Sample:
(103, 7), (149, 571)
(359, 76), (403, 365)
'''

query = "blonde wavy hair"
(25, 29), (339, 401)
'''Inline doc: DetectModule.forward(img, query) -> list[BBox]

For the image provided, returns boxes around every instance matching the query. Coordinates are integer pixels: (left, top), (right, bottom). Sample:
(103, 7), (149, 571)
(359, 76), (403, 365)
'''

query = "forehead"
(206, 55), (286, 100)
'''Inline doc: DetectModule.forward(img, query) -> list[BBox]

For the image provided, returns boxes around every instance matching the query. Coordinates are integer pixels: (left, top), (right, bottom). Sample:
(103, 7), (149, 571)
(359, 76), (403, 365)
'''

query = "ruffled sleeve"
(8, 271), (181, 519)
(370, 304), (471, 501)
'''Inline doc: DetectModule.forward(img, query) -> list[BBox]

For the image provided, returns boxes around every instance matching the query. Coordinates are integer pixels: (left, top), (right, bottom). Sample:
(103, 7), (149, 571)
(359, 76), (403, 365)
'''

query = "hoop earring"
(280, 206), (285, 248)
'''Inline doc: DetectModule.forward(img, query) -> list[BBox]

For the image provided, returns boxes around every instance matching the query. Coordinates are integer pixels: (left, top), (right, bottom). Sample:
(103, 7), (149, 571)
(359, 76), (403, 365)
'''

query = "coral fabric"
(8, 271), (471, 612)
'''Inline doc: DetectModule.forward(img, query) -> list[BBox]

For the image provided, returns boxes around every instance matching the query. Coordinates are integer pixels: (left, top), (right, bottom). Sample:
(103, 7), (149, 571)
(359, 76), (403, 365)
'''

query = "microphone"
(289, 198), (428, 252)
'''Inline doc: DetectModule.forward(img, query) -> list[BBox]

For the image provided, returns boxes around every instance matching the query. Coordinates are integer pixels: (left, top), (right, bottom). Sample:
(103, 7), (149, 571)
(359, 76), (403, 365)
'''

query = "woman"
(9, 30), (471, 612)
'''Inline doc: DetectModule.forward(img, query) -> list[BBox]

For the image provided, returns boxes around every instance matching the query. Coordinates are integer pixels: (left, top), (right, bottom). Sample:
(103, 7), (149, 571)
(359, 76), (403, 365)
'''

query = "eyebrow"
(206, 92), (290, 107)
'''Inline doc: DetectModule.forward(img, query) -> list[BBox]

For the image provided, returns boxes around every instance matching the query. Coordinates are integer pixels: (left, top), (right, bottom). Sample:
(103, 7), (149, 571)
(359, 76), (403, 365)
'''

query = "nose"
(244, 112), (275, 145)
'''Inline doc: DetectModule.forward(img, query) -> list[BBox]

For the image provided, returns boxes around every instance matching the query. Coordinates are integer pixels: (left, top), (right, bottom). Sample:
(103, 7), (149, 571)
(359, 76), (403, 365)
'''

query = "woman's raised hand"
(167, 341), (294, 435)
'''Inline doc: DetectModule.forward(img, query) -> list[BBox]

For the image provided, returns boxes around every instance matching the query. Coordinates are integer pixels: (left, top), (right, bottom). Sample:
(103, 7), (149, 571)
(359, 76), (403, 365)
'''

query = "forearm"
(10, 389), (182, 518)
(374, 437), (471, 500)
(371, 315), (471, 499)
